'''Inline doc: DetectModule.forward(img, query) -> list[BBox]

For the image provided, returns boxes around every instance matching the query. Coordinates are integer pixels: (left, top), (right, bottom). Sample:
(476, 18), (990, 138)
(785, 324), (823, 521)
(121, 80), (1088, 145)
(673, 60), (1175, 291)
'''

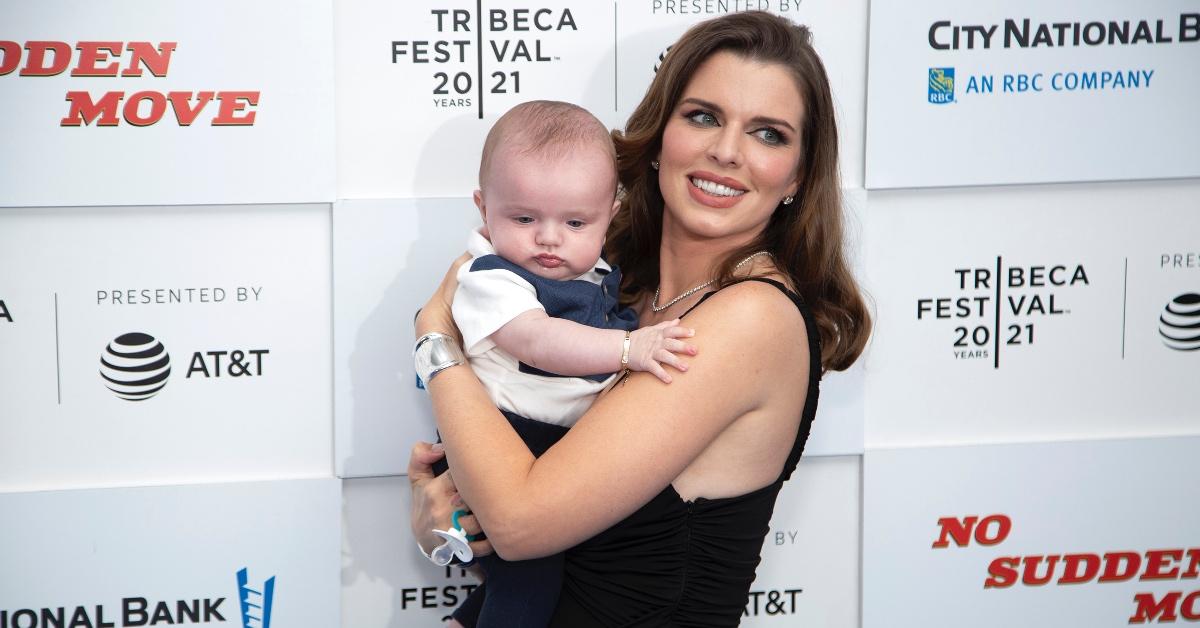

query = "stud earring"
(782, 195), (794, 205)
(651, 160), (659, 170)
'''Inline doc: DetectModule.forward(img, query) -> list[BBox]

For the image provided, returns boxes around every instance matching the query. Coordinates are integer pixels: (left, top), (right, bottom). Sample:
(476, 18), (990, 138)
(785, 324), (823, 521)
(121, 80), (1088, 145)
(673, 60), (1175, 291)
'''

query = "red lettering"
(975, 514), (1011, 546)
(1099, 551), (1141, 583)
(20, 41), (71, 76)
(123, 91), (167, 126)
(61, 91), (122, 126)
(1130, 592), (1180, 623)
(1143, 549), (1185, 580)
(167, 91), (215, 126)
(1184, 591), (1200, 621)
(121, 41), (176, 77)
(72, 42), (122, 76)
(933, 516), (977, 548)
(1184, 549), (1200, 579)
(0, 40), (20, 75)
(1058, 553), (1100, 585)
(1021, 555), (1059, 586)
(212, 91), (259, 125)
(984, 557), (1020, 589)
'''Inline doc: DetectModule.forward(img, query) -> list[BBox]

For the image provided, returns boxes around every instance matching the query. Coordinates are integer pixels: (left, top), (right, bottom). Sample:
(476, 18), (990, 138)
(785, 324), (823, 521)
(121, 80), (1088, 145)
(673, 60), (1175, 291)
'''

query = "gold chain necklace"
(651, 251), (772, 313)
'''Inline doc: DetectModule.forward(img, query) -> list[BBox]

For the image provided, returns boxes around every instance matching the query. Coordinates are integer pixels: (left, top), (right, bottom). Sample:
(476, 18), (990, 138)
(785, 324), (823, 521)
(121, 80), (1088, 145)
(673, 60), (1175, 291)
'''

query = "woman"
(411, 11), (870, 627)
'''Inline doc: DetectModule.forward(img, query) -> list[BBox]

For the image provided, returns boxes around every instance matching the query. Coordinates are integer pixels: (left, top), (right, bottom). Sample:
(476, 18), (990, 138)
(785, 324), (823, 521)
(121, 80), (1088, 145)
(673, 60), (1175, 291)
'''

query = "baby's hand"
(626, 319), (697, 384)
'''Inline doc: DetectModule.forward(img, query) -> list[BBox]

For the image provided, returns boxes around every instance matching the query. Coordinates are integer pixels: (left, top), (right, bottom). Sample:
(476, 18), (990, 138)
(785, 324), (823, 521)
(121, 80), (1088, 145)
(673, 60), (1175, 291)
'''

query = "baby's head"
(475, 101), (620, 281)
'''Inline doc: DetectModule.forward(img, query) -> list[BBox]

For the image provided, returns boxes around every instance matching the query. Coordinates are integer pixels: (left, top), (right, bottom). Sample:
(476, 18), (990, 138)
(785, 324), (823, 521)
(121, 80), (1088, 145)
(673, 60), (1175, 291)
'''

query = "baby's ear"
(473, 190), (486, 219)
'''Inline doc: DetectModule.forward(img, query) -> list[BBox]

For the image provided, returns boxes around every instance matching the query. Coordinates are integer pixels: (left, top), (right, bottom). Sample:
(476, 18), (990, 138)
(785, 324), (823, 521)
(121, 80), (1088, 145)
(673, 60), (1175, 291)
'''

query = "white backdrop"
(0, 204), (333, 492)
(0, 478), (341, 628)
(0, 1), (336, 207)
(866, 0), (1200, 188)
(1, 0), (1197, 626)
(864, 437), (1200, 627)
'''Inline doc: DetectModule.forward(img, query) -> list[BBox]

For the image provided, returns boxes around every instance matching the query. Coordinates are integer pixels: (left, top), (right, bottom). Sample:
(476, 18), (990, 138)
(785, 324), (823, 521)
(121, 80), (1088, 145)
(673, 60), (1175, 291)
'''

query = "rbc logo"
(928, 67), (955, 104)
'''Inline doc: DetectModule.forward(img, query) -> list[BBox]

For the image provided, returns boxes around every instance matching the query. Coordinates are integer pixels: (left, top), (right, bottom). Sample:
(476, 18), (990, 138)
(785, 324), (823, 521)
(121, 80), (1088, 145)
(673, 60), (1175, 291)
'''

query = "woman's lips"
(535, 254), (564, 268)
(686, 175), (746, 209)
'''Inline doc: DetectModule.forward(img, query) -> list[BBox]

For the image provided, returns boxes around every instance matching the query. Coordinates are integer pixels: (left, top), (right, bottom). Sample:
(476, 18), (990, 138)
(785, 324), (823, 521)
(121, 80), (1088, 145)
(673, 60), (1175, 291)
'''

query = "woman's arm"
(420, 280), (809, 561)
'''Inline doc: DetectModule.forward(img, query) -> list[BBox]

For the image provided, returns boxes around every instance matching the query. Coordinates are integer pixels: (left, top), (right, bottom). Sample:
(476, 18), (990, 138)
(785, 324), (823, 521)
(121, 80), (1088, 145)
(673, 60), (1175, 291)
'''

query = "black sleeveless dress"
(548, 278), (822, 627)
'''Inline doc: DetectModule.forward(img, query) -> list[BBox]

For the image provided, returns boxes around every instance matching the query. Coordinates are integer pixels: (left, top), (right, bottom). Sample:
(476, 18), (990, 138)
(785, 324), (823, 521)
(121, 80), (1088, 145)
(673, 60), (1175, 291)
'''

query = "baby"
(438, 100), (694, 627)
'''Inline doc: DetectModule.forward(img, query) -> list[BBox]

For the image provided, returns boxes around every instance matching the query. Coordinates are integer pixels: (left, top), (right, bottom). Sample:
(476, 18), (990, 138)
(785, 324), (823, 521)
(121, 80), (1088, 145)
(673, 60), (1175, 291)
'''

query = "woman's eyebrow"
(679, 97), (796, 133)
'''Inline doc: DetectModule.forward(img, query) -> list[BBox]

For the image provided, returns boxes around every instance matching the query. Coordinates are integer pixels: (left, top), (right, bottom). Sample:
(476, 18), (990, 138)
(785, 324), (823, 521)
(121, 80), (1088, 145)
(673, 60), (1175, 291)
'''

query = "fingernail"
(431, 443), (445, 453)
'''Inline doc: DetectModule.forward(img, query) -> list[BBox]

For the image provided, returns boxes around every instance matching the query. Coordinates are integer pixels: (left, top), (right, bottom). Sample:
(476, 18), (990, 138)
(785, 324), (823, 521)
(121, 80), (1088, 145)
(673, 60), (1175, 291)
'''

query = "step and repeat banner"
(865, 0), (1200, 188)
(865, 179), (1200, 448)
(335, 0), (867, 198)
(0, 478), (341, 628)
(864, 437), (1200, 627)
(344, 456), (861, 627)
(2, 0), (1198, 626)
(0, 204), (332, 493)
(0, 1), (336, 207)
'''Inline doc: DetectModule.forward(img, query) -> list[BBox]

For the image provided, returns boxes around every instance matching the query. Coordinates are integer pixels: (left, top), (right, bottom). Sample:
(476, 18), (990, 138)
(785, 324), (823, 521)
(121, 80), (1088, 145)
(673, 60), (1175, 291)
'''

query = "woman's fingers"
(408, 441), (445, 481)
(456, 512), (483, 537)
(468, 538), (494, 558)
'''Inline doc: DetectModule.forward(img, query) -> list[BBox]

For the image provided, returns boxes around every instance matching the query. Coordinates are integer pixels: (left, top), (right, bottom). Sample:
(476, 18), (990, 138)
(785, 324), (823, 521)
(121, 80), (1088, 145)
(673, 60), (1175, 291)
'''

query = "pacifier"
(428, 509), (476, 566)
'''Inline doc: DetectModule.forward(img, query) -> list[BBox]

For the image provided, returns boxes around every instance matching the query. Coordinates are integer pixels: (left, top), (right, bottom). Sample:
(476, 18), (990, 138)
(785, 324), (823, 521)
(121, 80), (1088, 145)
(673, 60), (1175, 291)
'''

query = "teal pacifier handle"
(452, 509), (481, 541)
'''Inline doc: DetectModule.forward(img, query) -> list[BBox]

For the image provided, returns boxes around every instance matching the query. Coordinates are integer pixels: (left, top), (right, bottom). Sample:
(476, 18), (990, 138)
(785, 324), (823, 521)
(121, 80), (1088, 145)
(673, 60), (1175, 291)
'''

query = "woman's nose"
(707, 126), (741, 168)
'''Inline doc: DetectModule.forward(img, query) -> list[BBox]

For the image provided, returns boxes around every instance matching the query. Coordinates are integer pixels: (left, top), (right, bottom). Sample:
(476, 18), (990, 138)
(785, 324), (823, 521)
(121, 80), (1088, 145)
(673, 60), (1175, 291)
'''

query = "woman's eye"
(514, 216), (534, 224)
(686, 110), (718, 126)
(754, 127), (787, 146)
(566, 220), (585, 229)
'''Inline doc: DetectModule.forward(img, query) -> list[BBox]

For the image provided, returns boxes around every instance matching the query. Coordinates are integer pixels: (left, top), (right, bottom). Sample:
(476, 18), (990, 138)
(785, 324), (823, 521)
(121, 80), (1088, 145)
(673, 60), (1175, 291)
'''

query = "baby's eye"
(753, 127), (787, 146)
(514, 216), (534, 224)
(566, 219), (585, 229)
(685, 110), (718, 127)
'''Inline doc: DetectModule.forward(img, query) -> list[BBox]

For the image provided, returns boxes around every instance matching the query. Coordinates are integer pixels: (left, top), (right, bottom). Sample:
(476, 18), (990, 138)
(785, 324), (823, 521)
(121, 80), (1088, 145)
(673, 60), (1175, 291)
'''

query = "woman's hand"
(408, 441), (492, 559)
(415, 252), (472, 341)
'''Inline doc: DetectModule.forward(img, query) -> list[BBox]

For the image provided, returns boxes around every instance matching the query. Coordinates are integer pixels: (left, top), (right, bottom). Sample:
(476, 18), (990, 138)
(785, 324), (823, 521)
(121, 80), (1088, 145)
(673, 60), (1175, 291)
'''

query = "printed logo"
(389, 7), (580, 115)
(928, 67), (955, 104)
(237, 568), (275, 628)
(0, 566), (276, 627)
(916, 259), (1090, 367)
(99, 332), (171, 401)
(654, 46), (673, 73)
(0, 298), (11, 323)
(1159, 293), (1200, 351)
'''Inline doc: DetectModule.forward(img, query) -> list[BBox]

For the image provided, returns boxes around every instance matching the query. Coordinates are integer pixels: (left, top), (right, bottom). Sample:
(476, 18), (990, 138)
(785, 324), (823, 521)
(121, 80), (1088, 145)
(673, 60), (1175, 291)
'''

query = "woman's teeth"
(690, 177), (746, 197)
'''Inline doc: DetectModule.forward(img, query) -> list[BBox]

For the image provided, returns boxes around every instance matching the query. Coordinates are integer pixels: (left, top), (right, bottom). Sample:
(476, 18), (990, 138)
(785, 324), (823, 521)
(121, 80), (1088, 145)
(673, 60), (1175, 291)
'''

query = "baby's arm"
(490, 311), (696, 383)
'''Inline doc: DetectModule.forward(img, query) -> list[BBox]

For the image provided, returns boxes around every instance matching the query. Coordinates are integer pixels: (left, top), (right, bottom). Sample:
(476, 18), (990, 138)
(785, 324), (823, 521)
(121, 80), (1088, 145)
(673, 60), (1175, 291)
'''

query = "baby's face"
(479, 146), (619, 281)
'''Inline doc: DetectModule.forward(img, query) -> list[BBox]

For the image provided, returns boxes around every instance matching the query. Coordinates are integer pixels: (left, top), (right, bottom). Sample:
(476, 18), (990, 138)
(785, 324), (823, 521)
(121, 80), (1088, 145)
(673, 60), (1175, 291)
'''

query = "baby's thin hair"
(479, 100), (615, 188)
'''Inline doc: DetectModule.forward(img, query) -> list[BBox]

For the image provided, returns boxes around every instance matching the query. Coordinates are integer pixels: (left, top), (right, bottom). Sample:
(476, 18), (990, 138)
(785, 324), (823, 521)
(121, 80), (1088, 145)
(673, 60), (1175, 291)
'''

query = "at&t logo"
(99, 332), (269, 400)
(929, 67), (955, 104)
(1159, 293), (1200, 351)
(99, 332), (171, 401)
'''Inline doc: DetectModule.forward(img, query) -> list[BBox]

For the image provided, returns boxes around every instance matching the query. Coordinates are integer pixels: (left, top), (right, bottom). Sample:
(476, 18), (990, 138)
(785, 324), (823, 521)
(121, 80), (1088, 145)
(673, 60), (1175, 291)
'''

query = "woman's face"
(658, 50), (804, 246)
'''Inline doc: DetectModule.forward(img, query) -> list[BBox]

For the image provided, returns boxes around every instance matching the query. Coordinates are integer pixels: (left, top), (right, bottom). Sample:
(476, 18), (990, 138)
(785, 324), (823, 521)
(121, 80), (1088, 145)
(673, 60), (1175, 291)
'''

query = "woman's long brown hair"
(606, 11), (871, 372)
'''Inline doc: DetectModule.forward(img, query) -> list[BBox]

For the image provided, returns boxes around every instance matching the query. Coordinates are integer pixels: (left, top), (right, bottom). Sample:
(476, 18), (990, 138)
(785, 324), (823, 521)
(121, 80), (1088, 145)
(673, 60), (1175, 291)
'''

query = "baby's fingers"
(655, 348), (688, 375)
(647, 360), (673, 384)
(663, 324), (695, 339)
(663, 338), (697, 357)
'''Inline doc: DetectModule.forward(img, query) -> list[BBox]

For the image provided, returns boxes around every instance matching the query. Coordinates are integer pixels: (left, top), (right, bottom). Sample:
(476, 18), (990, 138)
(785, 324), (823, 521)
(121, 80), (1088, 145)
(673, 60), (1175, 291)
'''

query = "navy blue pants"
(433, 410), (569, 628)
